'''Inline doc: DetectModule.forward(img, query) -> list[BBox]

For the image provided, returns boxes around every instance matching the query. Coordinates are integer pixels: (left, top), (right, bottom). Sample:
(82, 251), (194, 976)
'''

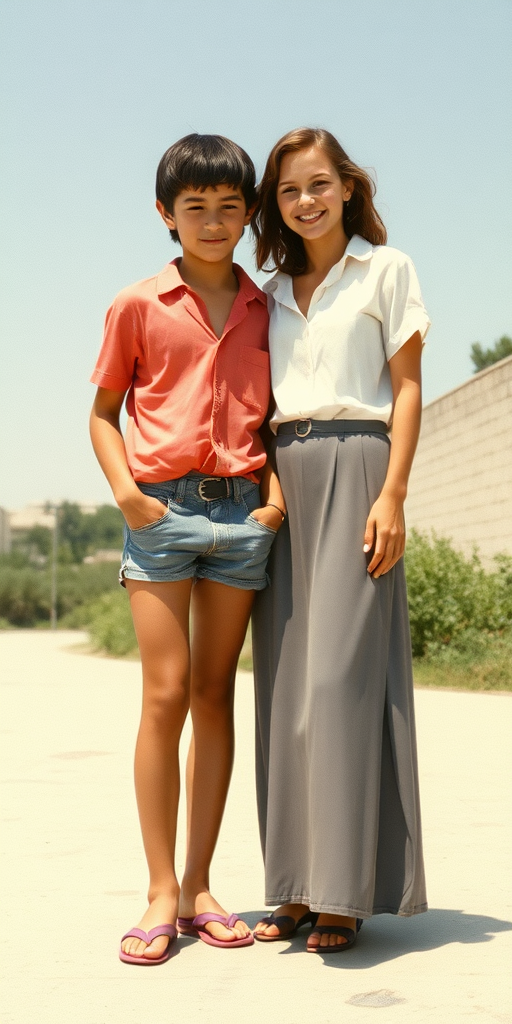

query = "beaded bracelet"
(266, 502), (287, 521)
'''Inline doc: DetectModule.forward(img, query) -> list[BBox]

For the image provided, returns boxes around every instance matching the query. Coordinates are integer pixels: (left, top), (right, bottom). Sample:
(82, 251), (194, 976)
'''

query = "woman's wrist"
(379, 481), (407, 503)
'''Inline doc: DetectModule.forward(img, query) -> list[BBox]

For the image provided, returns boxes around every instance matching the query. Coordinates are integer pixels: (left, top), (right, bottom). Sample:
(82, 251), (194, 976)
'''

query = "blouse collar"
(263, 234), (374, 307)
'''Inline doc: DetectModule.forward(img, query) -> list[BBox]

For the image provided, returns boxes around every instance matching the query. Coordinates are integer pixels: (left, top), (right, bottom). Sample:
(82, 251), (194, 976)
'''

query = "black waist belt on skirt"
(276, 419), (389, 438)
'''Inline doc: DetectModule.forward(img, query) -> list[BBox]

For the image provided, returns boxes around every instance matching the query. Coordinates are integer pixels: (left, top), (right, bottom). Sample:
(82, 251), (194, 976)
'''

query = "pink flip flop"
(177, 913), (254, 948)
(119, 924), (177, 964)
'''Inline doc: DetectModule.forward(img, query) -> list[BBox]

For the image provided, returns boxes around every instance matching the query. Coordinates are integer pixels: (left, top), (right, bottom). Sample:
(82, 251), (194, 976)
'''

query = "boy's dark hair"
(156, 134), (257, 243)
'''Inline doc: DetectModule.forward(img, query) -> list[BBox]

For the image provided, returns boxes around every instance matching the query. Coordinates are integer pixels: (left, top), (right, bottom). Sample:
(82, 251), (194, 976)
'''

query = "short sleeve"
(380, 255), (431, 361)
(90, 295), (140, 391)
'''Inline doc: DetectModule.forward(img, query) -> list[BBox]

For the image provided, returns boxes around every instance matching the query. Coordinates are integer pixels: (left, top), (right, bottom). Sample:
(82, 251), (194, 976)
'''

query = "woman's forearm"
(364, 332), (422, 576)
(381, 378), (421, 502)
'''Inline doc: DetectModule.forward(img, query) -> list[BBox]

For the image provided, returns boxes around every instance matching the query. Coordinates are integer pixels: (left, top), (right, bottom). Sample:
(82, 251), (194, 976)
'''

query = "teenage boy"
(90, 134), (285, 963)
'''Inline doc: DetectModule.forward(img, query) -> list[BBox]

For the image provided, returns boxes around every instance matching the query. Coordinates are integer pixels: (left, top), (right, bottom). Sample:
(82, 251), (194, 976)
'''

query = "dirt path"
(2, 630), (511, 1024)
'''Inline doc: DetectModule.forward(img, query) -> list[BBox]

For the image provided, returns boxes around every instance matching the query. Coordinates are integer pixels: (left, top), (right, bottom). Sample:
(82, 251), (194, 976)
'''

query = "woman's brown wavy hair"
(252, 127), (387, 275)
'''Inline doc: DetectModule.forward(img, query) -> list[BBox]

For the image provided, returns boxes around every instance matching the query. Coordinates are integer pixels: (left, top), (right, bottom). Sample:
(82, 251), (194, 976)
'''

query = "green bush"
(0, 565), (51, 626)
(413, 627), (512, 690)
(405, 531), (512, 657)
(85, 589), (137, 657)
(0, 557), (120, 626)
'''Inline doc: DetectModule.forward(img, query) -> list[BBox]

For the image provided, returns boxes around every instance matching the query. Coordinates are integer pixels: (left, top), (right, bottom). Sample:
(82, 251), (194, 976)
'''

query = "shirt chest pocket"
(236, 346), (270, 414)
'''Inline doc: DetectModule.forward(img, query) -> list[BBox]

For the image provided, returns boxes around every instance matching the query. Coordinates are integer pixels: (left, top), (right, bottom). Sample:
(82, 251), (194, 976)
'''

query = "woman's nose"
(298, 192), (314, 207)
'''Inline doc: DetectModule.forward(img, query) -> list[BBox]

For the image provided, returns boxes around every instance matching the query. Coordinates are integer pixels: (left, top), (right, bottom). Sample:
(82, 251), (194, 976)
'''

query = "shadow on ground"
(238, 908), (512, 967)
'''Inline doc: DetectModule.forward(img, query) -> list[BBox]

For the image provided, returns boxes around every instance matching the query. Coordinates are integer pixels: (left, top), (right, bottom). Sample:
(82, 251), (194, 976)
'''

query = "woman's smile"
(297, 210), (325, 223)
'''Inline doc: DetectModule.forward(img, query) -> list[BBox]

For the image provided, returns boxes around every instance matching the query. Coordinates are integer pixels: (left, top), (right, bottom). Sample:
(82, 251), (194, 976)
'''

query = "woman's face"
(276, 145), (352, 243)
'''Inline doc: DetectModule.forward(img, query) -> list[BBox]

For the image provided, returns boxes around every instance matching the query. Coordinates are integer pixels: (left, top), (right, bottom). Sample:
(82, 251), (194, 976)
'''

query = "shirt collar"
(263, 234), (374, 303)
(157, 258), (266, 305)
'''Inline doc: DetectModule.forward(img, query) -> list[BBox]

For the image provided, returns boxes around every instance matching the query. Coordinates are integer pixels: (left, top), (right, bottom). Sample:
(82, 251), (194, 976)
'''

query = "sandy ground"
(1, 629), (512, 1024)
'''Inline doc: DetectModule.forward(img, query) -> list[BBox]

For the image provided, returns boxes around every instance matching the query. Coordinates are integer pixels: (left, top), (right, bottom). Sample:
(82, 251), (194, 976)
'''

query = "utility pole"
(50, 504), (59, 629)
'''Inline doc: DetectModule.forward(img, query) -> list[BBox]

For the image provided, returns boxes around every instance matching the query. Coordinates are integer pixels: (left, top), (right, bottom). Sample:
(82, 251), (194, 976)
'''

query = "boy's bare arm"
(251, 459), (286, 531)
(90, 388), (168, 530)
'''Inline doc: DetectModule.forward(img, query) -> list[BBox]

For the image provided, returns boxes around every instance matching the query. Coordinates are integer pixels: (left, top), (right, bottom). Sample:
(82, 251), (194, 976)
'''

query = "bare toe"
(121, 892), (178, 960)
(143, 936), (170, 959)
(179, 890), (251, 944)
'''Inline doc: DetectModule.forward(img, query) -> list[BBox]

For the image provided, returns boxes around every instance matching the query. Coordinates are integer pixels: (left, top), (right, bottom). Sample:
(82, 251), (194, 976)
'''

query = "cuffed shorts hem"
(119, 565), (195, 586)
(196, 567), (269, 591)
(120, 564), (269, 591)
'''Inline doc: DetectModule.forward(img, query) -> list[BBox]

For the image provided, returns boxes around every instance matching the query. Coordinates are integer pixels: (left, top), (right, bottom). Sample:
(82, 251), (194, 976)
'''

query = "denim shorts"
(120, 473), (277, 590)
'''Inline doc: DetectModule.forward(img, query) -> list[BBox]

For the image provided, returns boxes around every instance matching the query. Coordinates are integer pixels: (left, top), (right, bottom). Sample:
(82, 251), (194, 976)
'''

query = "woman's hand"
(363, 491), (405, 577)
(363, 331), (422, 578)
(250, 505), (284, 531)
(117, 490), (168, 531)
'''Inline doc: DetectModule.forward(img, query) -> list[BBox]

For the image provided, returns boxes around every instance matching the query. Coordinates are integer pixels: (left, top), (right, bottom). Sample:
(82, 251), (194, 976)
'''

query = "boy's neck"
(178, 251), (238, 293)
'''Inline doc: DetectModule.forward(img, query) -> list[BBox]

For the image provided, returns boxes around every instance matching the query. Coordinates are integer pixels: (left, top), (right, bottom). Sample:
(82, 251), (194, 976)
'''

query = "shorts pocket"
(129, 506), (171, 534)
(247, 514), (277, 536)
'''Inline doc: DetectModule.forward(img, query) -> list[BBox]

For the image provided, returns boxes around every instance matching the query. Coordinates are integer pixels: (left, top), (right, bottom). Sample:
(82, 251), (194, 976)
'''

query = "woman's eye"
(281, 186), (297, 194)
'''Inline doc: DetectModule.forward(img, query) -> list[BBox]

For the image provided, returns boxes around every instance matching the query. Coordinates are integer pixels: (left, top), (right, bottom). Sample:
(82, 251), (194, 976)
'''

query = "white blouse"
(263, 234), (431, 430)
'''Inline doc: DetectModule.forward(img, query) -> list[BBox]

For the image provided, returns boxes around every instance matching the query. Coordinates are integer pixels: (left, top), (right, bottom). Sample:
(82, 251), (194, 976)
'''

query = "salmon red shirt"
(91, 260), (270, 482)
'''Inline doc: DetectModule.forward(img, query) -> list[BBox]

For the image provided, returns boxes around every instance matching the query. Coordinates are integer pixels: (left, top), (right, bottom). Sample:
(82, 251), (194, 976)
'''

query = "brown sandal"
(307, 918), (363, 953)
(254, 910), (318, 942)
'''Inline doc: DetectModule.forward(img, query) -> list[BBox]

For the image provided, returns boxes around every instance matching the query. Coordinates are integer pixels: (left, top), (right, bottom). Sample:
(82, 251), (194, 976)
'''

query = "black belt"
(277, 419), (389, 438)
(196, 476), (231, 501)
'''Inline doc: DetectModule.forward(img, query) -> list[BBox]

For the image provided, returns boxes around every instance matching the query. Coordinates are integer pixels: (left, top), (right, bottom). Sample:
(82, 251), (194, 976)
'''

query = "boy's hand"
(117, 491), (168, 532)
(250, 505), (284, 531)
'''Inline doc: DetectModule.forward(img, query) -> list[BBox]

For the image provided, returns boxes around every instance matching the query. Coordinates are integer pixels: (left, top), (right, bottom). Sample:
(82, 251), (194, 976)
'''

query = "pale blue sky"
(1, 0), (511, 507)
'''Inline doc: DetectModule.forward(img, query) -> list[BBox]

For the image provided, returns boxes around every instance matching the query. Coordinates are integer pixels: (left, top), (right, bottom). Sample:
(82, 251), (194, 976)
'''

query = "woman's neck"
(303, 225), (350, 278)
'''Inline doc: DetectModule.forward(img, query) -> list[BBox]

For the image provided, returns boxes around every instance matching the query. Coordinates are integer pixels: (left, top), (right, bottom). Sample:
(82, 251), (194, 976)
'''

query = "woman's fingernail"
(363, 544), (370, 552)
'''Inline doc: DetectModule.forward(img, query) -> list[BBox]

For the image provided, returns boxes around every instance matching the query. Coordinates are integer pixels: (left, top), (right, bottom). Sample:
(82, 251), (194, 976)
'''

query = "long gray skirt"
(252, 431), (427, 918)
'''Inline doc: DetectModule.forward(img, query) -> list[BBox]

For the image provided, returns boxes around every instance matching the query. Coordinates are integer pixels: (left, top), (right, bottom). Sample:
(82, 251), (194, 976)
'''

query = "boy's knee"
(144, 685), (189, 726)
(191, 680), (234, 718)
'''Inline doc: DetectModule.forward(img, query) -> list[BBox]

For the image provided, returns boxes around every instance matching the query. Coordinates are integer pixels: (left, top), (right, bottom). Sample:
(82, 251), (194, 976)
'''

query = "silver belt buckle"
(295, 418), (312, 437)
(198, 477), (220, 500)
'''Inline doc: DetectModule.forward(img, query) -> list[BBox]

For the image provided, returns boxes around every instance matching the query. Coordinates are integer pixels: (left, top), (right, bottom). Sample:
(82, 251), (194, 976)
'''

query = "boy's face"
(156, 186), (251, 263)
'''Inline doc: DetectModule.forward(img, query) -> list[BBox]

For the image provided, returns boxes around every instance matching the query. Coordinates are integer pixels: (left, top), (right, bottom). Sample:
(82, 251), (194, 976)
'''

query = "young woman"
(251, 128), (430, 953)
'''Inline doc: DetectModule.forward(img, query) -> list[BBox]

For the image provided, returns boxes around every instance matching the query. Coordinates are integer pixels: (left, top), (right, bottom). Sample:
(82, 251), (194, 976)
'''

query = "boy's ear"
(243, 202), (257, 226)
(156, 199), (176, 231)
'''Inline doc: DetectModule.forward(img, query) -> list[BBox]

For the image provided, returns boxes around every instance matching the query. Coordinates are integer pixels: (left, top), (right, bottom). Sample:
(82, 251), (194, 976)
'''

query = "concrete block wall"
(405, 355), (512, 561)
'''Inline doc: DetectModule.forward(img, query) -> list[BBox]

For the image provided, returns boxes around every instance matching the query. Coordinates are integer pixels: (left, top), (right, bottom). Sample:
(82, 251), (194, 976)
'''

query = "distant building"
(9, 503), (56, 533)
(7, 501), (104, 540)
(406, 354), (512, 561)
